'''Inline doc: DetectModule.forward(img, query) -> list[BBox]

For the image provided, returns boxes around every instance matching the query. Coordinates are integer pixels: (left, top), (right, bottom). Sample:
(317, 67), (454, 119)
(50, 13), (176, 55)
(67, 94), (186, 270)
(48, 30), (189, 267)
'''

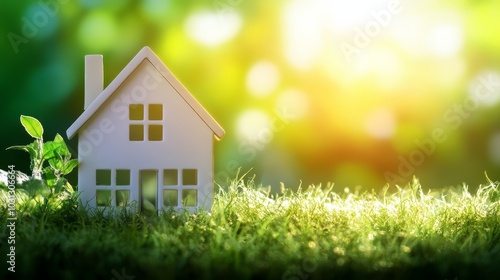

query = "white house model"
(66, 46), (225, 215)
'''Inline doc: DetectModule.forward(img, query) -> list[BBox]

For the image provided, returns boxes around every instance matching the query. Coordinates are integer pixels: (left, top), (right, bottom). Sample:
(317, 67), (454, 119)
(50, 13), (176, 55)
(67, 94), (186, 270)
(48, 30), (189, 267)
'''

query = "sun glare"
(323, 0), (391, 32)
(282, 1), (322, 70)
(282, 0), (408, 77)
(427, 21), (464, 57)
(282, 0), (467, 89)
(282, 0), (391, 70)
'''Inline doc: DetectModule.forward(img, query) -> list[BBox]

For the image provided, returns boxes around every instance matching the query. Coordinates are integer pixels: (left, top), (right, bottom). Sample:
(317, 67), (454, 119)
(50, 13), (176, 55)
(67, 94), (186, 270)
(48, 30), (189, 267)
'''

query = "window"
(116, 190), (130, 207)
(116, 169), (130, 186)
(129, 104), (144, 120)
(163, 169), (178, 185)
(95, 169), (131, 207)
(182, 190), (197, 207)
(163, 190), (178, 207)
(182, 169), (198, 185)
(129, 104), (163, 141)
(96, 190), (111, 206)
(96, 169), (111, 185)
(129, 125), (144, 141)
(149, 125), (163, 141)
(149, 104), (163, 120)
(163, 168), (199, 207)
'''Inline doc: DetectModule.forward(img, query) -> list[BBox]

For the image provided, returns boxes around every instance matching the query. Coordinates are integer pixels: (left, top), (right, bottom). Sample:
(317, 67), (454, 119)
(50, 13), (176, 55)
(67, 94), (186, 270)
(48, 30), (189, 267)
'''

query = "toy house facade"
(66, 47), (224, 214)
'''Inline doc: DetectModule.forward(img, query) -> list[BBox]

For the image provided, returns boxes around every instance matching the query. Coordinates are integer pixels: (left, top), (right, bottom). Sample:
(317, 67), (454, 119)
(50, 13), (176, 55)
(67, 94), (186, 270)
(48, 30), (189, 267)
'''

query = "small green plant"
(6, 115), (77, 198)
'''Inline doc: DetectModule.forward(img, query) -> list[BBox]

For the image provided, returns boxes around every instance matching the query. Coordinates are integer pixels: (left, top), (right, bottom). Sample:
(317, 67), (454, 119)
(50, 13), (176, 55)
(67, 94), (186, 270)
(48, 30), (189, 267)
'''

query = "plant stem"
(32, 138), (44, 180)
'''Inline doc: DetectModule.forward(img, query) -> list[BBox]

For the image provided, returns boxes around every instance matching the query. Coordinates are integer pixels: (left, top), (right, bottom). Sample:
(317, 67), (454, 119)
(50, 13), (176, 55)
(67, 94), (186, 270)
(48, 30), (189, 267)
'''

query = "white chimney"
(84, 55), (103, 110)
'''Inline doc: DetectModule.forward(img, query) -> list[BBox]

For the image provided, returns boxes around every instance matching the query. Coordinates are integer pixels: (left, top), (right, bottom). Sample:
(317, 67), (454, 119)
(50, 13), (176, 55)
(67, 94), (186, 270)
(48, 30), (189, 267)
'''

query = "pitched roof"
(66, 46), (225, 140)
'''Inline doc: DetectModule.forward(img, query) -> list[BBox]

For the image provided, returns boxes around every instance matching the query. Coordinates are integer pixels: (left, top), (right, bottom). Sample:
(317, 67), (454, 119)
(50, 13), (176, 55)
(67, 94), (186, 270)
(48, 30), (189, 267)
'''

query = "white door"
(140, 170), (157, 215)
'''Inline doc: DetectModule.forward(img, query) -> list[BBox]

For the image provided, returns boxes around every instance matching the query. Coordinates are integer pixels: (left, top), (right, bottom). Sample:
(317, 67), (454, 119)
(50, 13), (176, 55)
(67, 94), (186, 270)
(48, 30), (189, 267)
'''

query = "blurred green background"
(1, 0), (499, 192)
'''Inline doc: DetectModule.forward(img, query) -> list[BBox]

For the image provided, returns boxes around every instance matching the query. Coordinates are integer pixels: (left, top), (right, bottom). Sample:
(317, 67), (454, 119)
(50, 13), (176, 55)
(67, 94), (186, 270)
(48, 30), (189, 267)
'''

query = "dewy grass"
(1, 176), (500, 279)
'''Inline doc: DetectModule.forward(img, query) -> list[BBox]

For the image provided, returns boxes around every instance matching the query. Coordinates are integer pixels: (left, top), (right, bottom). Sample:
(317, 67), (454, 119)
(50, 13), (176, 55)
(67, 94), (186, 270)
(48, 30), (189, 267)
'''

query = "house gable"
(76, 58), (215, 165)
(66, 46), (224, 141)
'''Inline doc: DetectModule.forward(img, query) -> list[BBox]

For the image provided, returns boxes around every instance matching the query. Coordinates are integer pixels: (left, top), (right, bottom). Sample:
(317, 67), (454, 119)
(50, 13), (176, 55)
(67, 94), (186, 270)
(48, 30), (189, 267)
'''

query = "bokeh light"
(469, 71), (500, 107)
(78, 10), (118, 52)
(236, 110), (271, 144)
(364, 108), (396, 139)
(141, 0), (171, 22)
(276, 89), (309, 120)
(185, 10), (242, 46)
(246, 61), (281, 97)
(24, 4), (59, 40)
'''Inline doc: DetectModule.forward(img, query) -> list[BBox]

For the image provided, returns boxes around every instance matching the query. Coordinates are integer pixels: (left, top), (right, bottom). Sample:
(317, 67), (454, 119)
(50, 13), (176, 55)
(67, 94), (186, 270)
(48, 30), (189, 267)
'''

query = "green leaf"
(43, 141), (59, 160)
(48, 156), (64, 171)
(6, 145), (29, 152)
(53, 134), (70, 156)
(65, 181), (74, 193)
(7, 144), (38, 160)
(20, 115), (44, 139)
(53, 178), (67, 194)
(21, 179), (51, 197)
(44, 167), (57, 187)
(61, 159), (78, 175)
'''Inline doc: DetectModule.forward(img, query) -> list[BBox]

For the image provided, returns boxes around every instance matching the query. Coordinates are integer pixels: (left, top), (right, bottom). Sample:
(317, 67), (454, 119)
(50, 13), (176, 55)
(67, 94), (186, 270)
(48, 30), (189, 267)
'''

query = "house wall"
(77, 59), (214, 213)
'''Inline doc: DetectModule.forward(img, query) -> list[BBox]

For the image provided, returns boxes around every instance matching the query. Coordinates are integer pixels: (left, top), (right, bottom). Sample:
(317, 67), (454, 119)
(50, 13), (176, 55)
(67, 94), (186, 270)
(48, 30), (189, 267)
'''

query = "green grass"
(1, 176), (500, 280)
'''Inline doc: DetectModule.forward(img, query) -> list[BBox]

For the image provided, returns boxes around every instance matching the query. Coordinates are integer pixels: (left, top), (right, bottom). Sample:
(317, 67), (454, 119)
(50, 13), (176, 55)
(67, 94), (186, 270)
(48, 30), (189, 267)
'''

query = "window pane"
(163, 169), (178, 185)
(182, 190), (197, 207)
(96, 190), (111, 206)
(149, 125), (163, 141)
(149, 104), (163, 120)
(116, 190), (130, 207)
(96, 169), (111, 185)
(163, 189), (178, 207)
(130, 125), (144, 141)
(129, 104), (144, 120)
(116, 169), (130, 185)
(182, 169), (198, 185)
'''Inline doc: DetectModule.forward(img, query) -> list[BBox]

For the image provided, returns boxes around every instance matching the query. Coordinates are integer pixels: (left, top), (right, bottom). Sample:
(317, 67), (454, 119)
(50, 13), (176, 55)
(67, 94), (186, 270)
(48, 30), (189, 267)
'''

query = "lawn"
(1, 175), (500, 280)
